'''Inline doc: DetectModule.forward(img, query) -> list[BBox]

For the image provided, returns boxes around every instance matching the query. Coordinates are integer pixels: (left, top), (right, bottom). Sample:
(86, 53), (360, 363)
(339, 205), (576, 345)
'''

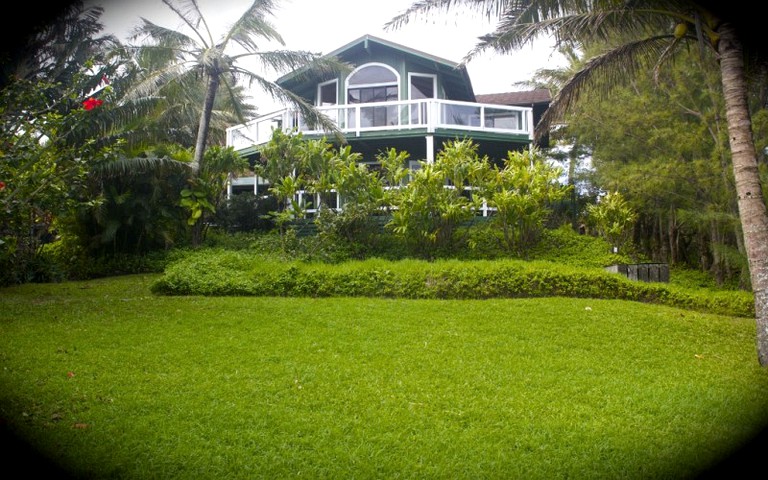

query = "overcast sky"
(87, 0), (566, 111)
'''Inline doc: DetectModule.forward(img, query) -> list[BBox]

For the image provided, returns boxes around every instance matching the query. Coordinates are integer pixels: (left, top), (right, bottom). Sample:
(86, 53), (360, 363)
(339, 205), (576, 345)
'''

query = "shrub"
(213, 193), (277, 233)
(150, 251), (754, 317)
(528, 224), (634, 268)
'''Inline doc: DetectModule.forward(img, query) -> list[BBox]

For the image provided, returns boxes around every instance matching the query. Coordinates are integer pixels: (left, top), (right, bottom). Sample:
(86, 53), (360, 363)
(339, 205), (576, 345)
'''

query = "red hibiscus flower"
(82, 97), (104, 111)
(0, 181), (5, 190)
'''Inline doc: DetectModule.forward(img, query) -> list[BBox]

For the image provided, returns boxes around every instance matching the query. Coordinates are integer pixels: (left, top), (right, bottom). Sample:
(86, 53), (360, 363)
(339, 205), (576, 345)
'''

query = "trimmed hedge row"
(149, 250), (755, 318)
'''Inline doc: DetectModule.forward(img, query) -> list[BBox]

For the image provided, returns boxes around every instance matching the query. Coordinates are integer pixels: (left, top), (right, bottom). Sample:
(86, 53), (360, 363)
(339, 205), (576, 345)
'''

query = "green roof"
(276, 34), (475, 102)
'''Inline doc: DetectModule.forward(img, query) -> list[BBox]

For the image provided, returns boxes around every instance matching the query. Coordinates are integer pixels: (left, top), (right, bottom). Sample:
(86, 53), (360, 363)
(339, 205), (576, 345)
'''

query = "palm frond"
(385, 0), (516, 31)
(129, 19), (199, 55)
(235, 51), (353, 87)
(250, 76), (345, 142)
(653, 35), (688, 83)
(466, 3), (672, 61)
(12, 1), (117, 84)
(534, 34), (676, 141)
(217, 73), (256, 126)
(160, 0), (213, 48)
(92, 154), (192, 179)
(223, 0), (284, 52)
(121, 61), (195, 101)
(464, 16), (560, 62)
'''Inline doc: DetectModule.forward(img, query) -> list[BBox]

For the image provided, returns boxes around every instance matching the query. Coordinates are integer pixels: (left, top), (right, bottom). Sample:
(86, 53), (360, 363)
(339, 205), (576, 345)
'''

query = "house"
(474, 90), (552, 149)
(225, 34), (551, 200)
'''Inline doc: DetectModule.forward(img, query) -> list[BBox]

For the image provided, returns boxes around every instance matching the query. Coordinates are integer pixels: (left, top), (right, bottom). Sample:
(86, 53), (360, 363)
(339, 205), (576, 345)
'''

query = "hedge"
(149, 250), (755, 318)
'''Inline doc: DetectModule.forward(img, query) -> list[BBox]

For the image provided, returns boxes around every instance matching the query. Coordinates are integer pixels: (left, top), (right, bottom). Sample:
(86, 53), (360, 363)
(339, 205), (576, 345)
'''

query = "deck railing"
(226, 99), (533, 150)
(296, 189), (497, 217)
(227, 187), (497, 218)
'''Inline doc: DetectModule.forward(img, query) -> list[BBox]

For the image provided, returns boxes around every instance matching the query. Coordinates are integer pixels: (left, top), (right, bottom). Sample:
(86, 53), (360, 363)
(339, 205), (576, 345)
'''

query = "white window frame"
(407, 73), (437, 126)
(407, 72), (437, 100)
(317, 79), (338, 106)
(345, 62), (401, 103)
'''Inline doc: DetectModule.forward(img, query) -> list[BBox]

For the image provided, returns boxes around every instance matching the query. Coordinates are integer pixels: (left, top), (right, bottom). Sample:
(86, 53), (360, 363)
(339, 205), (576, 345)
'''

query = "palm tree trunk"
(192, 72), (220, 172)
(188, 72), (220, 247)
(718, 23), (768, 365)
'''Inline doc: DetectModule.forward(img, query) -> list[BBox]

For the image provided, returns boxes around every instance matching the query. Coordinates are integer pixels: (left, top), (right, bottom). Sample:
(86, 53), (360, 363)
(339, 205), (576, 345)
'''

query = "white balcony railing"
(226, 99), (533, 151)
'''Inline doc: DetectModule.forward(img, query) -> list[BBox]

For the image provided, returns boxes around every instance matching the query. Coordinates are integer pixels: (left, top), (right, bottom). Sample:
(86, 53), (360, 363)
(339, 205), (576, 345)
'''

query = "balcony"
(226, 99), (534, 151)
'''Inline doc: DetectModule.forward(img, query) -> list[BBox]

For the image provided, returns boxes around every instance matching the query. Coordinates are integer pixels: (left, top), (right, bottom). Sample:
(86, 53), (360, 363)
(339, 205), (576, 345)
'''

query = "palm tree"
(127, 0), (348, 173)
(115, 48), (258, 149)
(387, 0), (768, 365)
(1, 1), (117, 88)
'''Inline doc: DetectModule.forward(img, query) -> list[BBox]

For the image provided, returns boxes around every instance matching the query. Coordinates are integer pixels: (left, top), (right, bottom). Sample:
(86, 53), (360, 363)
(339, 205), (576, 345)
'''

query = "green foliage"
(586, 191), (637, 253)
(256, 130), (392, 257)
(0, 75), (121, 285)
(529, 223), (631, 268)
(180, 186), (215, 225)
(312, 146), (388, 258)
(561, 45), (746, 281)
(62, 143), (193, 259)
(483, 147), (569, 255)
(384, 140), (484, 258)
(247, 135), (606, 265)
(380, 141), (568, 259)
(255, 129), (306, 240)
(181, 146), (250, 244)
(254, 129), (304, 185)
(752, 108), (768, 204)
(28, 236), (183, 282)
(212, 193), (276, 233)
(298, 137), (337, 205)
(150, 250), (754, 318)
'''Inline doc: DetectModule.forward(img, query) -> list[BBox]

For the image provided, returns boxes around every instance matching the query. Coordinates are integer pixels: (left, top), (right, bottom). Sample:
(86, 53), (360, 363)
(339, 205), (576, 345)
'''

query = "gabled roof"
(277, 34), (476, 102)
(475, 89), (552, 107)
(323, 34), (464, 70)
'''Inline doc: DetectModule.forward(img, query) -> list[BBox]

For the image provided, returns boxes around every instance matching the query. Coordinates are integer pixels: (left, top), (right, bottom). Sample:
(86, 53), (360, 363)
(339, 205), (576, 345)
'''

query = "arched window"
(346, 63), (399, 127)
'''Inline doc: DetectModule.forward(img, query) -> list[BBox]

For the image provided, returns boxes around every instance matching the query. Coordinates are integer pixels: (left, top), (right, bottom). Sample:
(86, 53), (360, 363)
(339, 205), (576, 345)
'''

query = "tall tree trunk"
(189, 71), (220, 247)
(193, 72), (220, 173)
(668, 206), (677, 265)
(700, 225), (710, 272)
(710, 218), (724, 284)
(718, 23), (768, 365)
(658, 212), (668, 262)
(568, 143), (579, 230)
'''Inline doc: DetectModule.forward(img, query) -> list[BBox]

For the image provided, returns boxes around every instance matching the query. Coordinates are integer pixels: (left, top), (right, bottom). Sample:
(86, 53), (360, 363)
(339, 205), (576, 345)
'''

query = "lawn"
(1, 273), (767, 479)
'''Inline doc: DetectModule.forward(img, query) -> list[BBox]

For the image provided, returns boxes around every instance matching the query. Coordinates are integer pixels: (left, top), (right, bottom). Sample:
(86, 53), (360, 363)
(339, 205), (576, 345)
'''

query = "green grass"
(1, 274), (767, 479)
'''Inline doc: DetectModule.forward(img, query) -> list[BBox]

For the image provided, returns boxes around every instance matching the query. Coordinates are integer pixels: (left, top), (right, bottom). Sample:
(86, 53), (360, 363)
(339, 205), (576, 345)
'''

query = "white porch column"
(426, 135), (434, 164)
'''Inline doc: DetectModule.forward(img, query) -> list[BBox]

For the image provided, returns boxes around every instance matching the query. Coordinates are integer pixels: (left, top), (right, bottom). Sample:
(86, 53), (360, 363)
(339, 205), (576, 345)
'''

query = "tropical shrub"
(64, 144), (192, 258)
(384, 139), (485, 258)
(311, 144), (388, 259)
(587, 190), (637, 253)
(212, 193), (277, 233)
(0, 76), (119, 285)
(482, 147), (569, 255)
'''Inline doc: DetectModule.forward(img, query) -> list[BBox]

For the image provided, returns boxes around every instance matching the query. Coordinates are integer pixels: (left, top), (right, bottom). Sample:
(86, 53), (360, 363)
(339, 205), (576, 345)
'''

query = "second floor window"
(346, 64), (399, 128)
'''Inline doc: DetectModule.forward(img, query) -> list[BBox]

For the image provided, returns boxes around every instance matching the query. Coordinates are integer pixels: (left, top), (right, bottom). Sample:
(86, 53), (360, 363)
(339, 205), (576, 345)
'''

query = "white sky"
(87, 0), (566, 112)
